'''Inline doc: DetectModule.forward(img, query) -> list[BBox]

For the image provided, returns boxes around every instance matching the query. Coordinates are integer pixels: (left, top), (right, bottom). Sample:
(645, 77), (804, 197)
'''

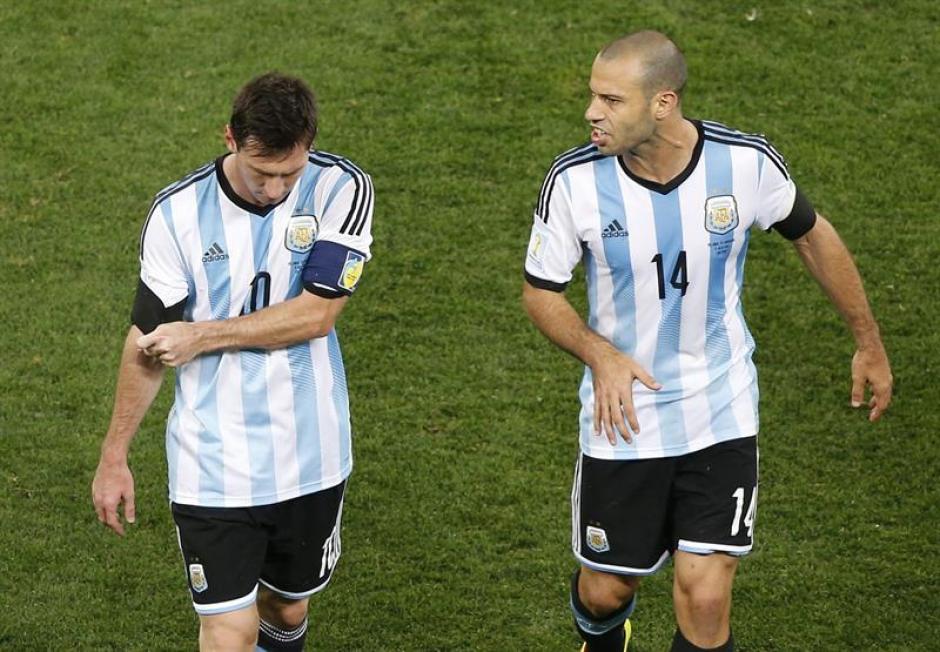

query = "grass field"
(1, 1), (938, 650)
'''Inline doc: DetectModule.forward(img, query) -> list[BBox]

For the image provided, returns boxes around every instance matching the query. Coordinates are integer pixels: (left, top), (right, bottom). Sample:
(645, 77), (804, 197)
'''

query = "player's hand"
(851, 344), (893, 422)
(589, 345), (661, 445)
(137, 322), (202, 368)
(92, 458), (136, 536)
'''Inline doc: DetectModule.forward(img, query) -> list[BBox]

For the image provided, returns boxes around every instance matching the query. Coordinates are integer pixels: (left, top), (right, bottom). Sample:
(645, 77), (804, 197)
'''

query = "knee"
(259, 593), (309, 629)
(578, 571), (637, 618)
(674, 577), (730, 623)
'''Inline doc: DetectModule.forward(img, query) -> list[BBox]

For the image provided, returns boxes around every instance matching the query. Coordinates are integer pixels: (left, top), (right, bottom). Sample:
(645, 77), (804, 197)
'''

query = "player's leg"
(570, 453), (675, 650)
(199, 606), (260, 651)
(672, 551), (737, 649)
(669, 436), (758, 651)
(256, 481), (347, 651)
(170, 502), (269, 651)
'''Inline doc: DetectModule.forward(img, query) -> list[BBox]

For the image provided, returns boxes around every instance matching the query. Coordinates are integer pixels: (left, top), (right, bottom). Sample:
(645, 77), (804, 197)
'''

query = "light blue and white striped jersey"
(139, 151), (374, 507)
(525, 120), (797, 460)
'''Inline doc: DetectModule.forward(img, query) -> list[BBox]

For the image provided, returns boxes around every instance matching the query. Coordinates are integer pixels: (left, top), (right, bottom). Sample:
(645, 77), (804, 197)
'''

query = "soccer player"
(522, 31), (892, 652)
(92, 72), (373, 652)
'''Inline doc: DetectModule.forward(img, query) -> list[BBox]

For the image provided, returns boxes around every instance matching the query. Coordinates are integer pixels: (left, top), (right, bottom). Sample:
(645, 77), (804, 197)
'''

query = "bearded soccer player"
(522, 32), (892, 651)
(92, 72), (373, 651)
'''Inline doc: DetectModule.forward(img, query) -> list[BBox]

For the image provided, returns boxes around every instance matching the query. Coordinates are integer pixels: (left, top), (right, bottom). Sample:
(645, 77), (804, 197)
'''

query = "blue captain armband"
(302, 241), (368, 298)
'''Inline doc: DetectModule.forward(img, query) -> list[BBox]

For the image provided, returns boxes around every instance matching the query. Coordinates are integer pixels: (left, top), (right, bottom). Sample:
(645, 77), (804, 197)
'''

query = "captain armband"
(771, 187), (817, 240)
(131, 279), (186, 334)
(302, 240), (368, 299)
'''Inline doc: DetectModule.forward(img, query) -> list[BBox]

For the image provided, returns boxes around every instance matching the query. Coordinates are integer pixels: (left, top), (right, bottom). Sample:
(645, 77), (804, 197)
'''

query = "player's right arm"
(92, 327), (166, 536)
(522, 282), (659, 444)
(522, 158), (659, 444)
(92, 199), (189, 535)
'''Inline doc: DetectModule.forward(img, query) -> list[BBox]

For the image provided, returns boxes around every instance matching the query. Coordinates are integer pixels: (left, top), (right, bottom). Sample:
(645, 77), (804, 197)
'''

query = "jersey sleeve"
(302, 165), (374, 298)
(524, 169), (582, 292)
(133, 202), (189, 332)
(139, 203), (189, 306)
(752, 146), (798, 231)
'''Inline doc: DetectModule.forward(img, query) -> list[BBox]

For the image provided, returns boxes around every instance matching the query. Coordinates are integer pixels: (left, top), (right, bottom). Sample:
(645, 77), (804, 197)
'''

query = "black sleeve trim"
(771, 187), (816, 240)
(131, 280), (186, 334)
(524, 270), (568, 293)
(303, 283), (347, 299)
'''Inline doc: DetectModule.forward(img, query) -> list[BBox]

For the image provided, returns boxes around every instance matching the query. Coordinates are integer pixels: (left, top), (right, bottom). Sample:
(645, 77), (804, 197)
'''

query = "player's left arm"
(791, 214), (893, 421)
(139, 161), (373, 366)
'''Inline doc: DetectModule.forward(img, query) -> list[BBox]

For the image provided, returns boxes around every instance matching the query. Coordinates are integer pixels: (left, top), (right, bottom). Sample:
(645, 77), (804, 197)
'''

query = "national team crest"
(585, 526), (610, 553)
(285, 214), (318, 253)
(704, 195), (739, 235)
(188, 563), (208, 593)
(338, 251), (366, 291)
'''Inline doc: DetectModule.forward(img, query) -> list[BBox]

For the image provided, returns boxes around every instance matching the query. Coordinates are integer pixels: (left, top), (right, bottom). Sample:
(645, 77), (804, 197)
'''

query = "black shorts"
(571, 437), (758, 575)
(171, 481), (346, 616)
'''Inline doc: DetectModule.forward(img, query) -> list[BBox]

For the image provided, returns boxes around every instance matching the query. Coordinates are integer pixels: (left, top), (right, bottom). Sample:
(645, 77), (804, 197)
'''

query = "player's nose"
(264, 178), (287, 202)
(584, 97), (603, 123)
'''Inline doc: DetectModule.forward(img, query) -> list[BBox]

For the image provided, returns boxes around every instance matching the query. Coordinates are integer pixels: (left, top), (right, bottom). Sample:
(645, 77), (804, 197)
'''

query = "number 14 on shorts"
(730, 487), (757, 538)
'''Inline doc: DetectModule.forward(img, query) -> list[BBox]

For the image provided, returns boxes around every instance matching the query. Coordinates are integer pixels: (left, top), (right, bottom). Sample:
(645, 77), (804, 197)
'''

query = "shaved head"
(598, 31), (687, 100)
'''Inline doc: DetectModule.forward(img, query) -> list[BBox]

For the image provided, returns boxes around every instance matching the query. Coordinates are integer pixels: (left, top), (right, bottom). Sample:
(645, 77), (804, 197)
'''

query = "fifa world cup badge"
(704, 195), (739, 235)
(189, 563), (208, 593)
(338, 251), (366, 291)
(285, 214), (319, 253)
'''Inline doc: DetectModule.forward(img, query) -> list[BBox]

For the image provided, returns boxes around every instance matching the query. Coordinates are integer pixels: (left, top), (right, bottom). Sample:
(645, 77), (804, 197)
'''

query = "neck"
(621, 118), (698, 185)
(221, 154), (251, 205)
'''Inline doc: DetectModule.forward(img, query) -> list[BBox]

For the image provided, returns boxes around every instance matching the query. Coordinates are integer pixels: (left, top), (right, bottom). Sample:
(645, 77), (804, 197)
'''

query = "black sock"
(257, 617), (308, 652)
(570, 570), (635, 652)
(670, 626), (733, 651)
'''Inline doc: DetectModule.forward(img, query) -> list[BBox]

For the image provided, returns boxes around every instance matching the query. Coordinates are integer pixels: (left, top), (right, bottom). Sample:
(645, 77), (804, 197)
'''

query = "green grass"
(1, 1), (938, 649)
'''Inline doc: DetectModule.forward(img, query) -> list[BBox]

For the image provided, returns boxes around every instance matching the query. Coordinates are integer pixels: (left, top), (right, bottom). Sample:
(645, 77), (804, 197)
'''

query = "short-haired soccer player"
(523, 31), (892, 651)
(93, 72), (374, 651)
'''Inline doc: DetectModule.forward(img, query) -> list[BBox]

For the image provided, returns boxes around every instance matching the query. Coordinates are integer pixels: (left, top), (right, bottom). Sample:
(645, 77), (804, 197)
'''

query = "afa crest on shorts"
(188, 563), (208, 593)
(704, 195), (739, 235)
(285, 214), (319, 253)
(585, 525), (610, 553)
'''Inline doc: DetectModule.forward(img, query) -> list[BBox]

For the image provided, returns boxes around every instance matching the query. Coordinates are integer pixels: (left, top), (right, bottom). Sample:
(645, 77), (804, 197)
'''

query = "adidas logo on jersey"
(202, 242), (229, 263)
(601, 220), (628, 238)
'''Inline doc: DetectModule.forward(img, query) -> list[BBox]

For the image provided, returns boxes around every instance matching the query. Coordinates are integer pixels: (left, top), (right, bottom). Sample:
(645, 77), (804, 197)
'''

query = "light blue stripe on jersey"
(702, 139), (742, 438)
(288, 164), (328, 487)
(649, 190), (688, 451)
(594, 158), (637, 354)
(287, 342), (322, 487)
(322, 172), (351, 216)
(195, 174), (228, 501)
(241, 211), (277, 502)
(327, 330), (352, 470)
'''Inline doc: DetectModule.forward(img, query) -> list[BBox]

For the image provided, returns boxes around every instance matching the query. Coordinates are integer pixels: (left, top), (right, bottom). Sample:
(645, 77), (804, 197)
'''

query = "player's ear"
(223, 124), (238, 153)
(653, 90), (679, 120)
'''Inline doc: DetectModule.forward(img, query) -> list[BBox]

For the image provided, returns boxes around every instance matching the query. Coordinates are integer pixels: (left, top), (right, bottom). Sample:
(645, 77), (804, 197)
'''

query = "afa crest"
(285, 214), (319, 253)
(585, 525), (610, 553)
(188, 563), (208, 593)
(704, 195), (739, 235)
(338, 251), (366, 291)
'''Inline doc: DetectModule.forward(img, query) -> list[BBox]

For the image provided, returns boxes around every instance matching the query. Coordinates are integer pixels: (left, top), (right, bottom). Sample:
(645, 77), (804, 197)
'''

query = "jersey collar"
(616, 119), (704, 195)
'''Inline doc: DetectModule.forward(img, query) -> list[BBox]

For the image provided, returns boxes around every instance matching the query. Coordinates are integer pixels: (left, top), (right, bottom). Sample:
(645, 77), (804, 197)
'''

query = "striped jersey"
(525, 120), (797, 460)
(139, 151), (374, 507)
